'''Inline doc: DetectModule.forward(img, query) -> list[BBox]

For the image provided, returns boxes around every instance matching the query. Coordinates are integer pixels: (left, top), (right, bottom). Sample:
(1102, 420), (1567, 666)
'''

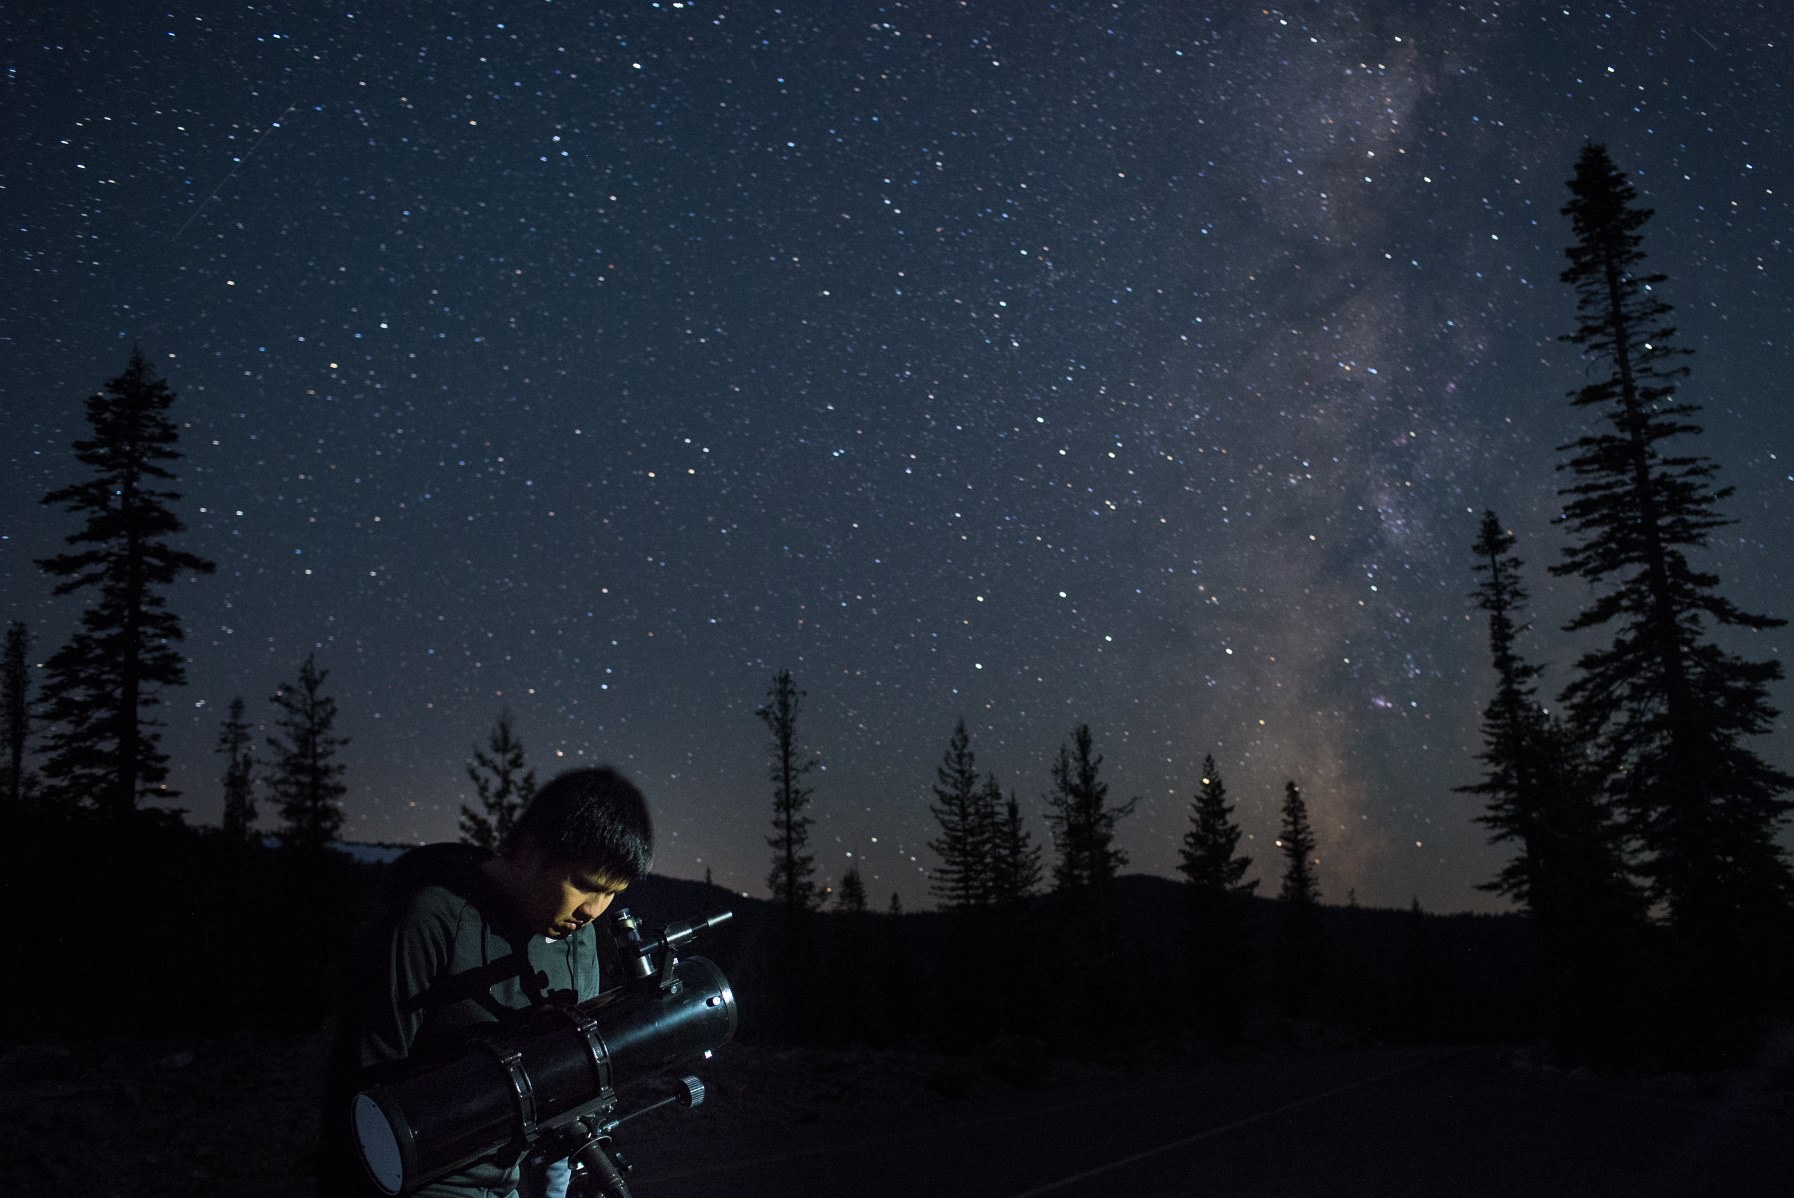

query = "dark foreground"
(624, 1045), (1789, 1198)
(2, 1035), (1787, 1197)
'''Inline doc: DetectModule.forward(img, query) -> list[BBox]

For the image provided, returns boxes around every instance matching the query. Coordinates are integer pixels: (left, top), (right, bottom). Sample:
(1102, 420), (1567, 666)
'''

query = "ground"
(0, 1028), (1051, 1198)
(3, 1028), (1789, 1197)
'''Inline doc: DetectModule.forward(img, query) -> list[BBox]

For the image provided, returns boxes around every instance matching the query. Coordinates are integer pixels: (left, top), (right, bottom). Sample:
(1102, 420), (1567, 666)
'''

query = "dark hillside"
(4, 820), (1787, 1198)
(0, 809), (1534, 1052)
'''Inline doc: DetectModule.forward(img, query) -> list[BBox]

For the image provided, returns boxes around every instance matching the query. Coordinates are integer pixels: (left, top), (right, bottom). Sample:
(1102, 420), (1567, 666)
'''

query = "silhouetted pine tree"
(216, 696), (257, 842)
(1276, 781), (1320, 906)
(1040, 725), (1137, 1043)
(1552, 144), (1794, 1030)
(836, 862), (868, 913)
(1461, 511), (1635, 918)
(1043, 724), (1136, 894)
(1274, 780), (1323, 1015)
(1462, 510), (1552, 905)
(988, 778), (1043, 903)
(2, 622), (33, 809)
(1178, 756), (1258, 1040)
(1179, 756), (1257, 898)
(35, 350), (215, 817)
(758, 669), (819, 915)
(461, 709), (536, 851)
(984, 776), (1048, 1044)
(267, 654), (349, 851)
(928, 718), (995, 908)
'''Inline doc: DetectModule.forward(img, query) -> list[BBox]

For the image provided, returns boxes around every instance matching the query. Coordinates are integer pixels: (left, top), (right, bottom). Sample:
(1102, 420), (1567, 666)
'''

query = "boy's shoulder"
(386, 843), (498, 927)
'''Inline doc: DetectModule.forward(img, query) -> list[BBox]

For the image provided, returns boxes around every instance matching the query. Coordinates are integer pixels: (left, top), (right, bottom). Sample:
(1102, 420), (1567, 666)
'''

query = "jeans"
(520, 1154), (571, 1198)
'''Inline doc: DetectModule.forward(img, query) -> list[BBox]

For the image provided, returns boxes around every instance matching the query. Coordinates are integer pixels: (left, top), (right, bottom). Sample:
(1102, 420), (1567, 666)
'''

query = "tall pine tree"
(1273, 780), (1324, 1015)
(267, 654), (349, 851)
(1178, 756), (1257, 898)
(36, 350), (215, 817)
(1463, 512), (1647, 1058)
(1462, 512), (1632, 913)
(1042, 724), (1136, 893)
(1462, 510), (1551, 910)
(835, 862), (868, 914)
(461, 710), (536, 851)
(1276, 781), (1320, 907)
(1179, 756), (1258, 1040)
(1552, 145), (1794, 1007)
(216, 696), (257, 842)
(1040, 725), (1138, 1041)
(1463, 509), (1621, 903)
(927, 719), (995, 909)
(987, 777), (1043, 904)
(758, 669), (819, 914)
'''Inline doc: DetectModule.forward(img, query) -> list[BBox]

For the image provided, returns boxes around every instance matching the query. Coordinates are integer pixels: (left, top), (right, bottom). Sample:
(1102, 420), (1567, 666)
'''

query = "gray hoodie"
(320, 843), (601, 1198)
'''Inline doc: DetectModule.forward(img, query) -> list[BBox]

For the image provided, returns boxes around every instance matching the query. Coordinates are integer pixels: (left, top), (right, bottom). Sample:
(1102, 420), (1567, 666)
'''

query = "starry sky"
(4, 1), (1790, 914)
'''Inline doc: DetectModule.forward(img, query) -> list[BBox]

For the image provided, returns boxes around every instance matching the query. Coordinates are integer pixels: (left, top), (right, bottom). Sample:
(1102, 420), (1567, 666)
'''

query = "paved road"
(622, 1048), (1786, 1197)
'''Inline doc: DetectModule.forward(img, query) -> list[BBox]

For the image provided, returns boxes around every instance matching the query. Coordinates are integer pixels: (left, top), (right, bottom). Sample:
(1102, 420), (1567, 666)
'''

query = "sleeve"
(317, 889), (458, 1197)
(351, 888), (458, 1084)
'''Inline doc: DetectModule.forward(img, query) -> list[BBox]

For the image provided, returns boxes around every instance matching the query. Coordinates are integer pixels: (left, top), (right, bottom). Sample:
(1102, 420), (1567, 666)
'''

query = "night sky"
(4, 2), (1790, 914)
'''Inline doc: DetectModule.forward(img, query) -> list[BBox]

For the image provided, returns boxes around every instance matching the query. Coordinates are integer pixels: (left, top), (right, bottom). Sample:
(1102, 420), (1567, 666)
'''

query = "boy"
(319, 766), (654, 1197)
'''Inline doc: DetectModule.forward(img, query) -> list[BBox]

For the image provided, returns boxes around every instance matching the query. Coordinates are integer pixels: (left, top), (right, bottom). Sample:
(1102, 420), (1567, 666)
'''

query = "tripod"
(557, 1076), (708, 1198)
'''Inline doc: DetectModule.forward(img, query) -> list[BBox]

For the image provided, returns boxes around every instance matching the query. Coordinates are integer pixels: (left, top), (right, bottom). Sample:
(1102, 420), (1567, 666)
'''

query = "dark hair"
(506, 766), (654, 883)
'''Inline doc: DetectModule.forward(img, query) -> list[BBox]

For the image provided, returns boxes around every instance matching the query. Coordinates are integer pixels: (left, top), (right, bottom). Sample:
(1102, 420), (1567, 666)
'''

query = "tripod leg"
(569, 1136), (633, 1198)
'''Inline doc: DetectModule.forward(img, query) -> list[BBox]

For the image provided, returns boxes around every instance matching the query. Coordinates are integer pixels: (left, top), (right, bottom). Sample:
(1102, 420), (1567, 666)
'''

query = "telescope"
(353, 907), (736, 1197)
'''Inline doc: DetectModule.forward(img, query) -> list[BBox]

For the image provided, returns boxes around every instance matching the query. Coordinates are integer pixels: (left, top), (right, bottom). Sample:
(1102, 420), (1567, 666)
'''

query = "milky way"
(4, 2), (1789, 912)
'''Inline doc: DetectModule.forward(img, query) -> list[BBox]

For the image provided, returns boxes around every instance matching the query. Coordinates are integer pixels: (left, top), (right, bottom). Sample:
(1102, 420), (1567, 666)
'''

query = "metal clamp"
(555, 1005), (614, 1097)
(477, 1039), (540, 1142)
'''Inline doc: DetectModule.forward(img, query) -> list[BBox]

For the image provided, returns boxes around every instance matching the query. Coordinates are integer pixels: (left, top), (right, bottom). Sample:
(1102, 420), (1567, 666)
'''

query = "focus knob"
(676, 1075), (706, 1108)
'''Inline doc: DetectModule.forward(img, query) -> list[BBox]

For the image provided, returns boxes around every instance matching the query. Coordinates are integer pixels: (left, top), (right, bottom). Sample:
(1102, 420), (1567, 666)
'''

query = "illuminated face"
(540, 864), (628, 939)
(501, 841), (628, 938)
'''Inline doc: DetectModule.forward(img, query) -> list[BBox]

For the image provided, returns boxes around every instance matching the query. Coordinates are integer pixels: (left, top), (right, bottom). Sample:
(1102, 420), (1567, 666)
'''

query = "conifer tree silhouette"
(927, 718), (995, 908)
(1552, 145), (1793, 1026)
(1178, 756), (1258, 1039)
(267, 654), (349, 851)
(1461, 512), (1647, 1058)
(1273, 780), (1323, 1015)
(1462, 511), (1634, 921)
(759, 669), (819, 914)
(835, 861), (868, 913)
(36, 350), (215, 817)
(460, 710), (536, 851)
(1179, 756), (1257, 898)
(1042, 723), (1136, 893)
(987, 778), (1043, 904)
(216, 696), (257, 842)
(1276, 781), (1320, 907)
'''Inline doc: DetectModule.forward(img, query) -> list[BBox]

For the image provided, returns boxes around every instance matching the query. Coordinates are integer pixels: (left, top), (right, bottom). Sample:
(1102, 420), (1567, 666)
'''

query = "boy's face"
(510, 842), (628, 938)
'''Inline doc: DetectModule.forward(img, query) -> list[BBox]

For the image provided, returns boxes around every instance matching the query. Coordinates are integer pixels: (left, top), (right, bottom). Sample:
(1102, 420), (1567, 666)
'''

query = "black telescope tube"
(353, 955), (736, 1195)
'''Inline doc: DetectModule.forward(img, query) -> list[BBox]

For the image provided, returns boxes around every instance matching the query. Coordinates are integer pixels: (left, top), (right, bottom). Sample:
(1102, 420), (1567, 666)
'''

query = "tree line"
(748, 145), (1793, 1064)
(5, 145), (1789, 1066)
